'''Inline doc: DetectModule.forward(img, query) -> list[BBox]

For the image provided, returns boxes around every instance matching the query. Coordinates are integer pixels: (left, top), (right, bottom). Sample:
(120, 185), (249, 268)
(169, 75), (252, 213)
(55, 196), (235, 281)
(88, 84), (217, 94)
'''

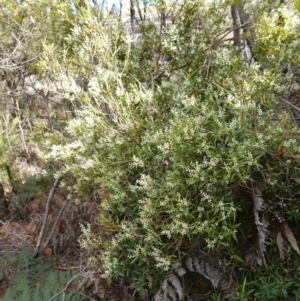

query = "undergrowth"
(230, 251), (300, 301)
(14, 173), (54, 203)
(0, 248), (87, 301)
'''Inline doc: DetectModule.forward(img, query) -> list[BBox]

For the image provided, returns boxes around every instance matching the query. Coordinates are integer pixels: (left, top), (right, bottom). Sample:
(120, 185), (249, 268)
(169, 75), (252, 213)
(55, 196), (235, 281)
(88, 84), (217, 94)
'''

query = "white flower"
(137, 174), (152, 189)
(132, 155), (144, 167)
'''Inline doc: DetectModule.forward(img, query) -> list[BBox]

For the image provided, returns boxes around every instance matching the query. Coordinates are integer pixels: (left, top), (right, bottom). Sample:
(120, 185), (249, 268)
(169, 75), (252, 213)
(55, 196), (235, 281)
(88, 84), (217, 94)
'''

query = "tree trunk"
(231, 5), (255, 65)
(130, 0), (136, 37)
(119, 0), (123, 20)
(231, 6), (242, 50)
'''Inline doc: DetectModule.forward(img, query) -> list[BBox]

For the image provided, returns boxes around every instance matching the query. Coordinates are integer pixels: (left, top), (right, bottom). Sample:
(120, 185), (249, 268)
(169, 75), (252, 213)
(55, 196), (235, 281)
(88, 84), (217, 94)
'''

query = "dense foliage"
(1, 0), (300, 300)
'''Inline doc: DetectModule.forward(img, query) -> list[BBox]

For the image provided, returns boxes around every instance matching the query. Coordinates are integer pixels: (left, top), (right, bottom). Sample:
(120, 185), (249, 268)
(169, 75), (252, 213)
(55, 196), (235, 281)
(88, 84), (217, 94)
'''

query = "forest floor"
(0, 179), (144, 301)
(0, 185), (92, 299)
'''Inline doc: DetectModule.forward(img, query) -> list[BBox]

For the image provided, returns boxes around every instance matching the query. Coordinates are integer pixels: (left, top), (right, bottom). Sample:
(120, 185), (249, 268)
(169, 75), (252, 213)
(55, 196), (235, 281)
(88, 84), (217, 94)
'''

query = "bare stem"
(48, 264), (89, 301)
(40, 196), (70, 254)
(33, 174), (63, 257)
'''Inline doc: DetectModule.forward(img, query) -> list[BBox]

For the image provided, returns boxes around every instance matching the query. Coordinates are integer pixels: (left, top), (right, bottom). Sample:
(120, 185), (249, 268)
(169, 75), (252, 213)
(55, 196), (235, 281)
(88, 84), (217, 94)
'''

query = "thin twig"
(48, 272), (81, 301)
(40, 196), (70, 254)
(151, 71), (164, 96)
(209, 20), (252, 50)
(77, 291), (97, 301)
(275, 194), (300, 202)
(0, 56), (39, 70)
(33, 174), (63, 258)
(0, 219), (32, 248)
(16, 101), (28, 151)
(56, 266), (81, 270)
(48, 264), (89, 301)
(279, 96), (300, 113)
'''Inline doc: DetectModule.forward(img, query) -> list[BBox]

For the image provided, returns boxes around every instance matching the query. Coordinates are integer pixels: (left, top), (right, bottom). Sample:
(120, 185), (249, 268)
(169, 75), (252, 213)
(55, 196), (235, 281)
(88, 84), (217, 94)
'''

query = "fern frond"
(169, 273), (183, 300)
(155, 276), (181, 301)
(32, 282), (43, 301)
(155, 250), (236, 301)
(165, 282), (177, 301)
(2, 287), (17, 301)
(1, 267), (87, 301)
(154, 292), (165, 301)
(204, 262), (222, 288)
(192, 257), (205, 276)
(19, 281), (32, 301)
(218, 271), (236, 294)
(174, 263), (186, 277)
(185, 256), (195, 272)
(162, 279), (169, 292)
(66, 290), (86, 301)
(47, 270), (59, 292)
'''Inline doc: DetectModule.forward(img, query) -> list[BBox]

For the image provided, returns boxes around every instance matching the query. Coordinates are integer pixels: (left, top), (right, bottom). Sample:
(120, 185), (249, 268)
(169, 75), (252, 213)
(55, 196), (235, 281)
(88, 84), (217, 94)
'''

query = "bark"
(231, 6), (242, 50)
(239, 8), (256, 62)
(136, 0), (143, 21)
(231, 5), (255, 65)
(143, 0), (147, 20)
(33, 175), (63, 258)
(119, 0), (123, 20)
(130, 0), (136, 37)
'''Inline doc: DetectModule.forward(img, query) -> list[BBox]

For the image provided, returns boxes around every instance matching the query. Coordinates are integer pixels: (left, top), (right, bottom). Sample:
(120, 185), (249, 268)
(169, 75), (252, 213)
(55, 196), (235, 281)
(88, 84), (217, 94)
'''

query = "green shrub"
(232, 253), (300, 301)
(39, 0), (300, 297)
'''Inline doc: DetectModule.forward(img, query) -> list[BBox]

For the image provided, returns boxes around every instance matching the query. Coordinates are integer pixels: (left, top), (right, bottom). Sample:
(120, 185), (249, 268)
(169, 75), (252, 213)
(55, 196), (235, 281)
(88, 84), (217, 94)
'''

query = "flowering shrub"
(46, 70), (300, 291)
(41, 0), (300, 296)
